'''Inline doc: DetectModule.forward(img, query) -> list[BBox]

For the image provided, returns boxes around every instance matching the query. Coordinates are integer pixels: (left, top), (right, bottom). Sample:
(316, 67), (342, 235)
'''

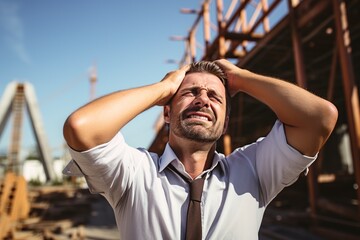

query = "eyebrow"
(180, 86), (224, 100)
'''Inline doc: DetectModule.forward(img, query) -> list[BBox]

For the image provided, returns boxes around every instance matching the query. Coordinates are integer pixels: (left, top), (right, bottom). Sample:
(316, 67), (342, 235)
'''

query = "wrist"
(155, 81), (175, 106)
(227, 68), (249, 96)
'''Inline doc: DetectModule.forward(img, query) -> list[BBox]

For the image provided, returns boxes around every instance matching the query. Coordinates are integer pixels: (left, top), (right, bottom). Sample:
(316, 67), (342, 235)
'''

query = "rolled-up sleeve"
(62, 132), (147, 205)
(256, 120), (317, 204)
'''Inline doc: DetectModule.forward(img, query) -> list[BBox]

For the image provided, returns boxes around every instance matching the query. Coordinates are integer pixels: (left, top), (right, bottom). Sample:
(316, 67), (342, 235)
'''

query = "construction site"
(0, 0), (359, 239)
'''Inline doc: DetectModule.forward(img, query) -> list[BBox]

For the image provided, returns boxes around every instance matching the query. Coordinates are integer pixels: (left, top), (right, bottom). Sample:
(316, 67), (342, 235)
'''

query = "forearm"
(235, 70), (329, 127)
(234, 69), (338, 155)
(215, 59), (337, 155)
(64, 63), (190, 151)
(63, 81), (169, 151)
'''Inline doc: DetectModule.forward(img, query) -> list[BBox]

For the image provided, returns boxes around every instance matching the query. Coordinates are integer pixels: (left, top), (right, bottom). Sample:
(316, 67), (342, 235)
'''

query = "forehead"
(181, 72), (225, 91)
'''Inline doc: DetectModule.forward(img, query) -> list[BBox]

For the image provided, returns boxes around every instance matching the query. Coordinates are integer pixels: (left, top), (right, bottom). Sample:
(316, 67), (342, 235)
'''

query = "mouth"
(188, 114), (210, 121)
(185, 111), (213, 122)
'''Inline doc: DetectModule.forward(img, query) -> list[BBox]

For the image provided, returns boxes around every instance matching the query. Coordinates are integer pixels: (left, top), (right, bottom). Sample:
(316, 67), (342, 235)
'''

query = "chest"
(117, 165), (264, 239)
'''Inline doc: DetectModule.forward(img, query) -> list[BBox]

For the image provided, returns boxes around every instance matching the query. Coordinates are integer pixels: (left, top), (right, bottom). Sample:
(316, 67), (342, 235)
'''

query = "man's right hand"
(63, 64), (190, 151)
(157, 64), (190, 106)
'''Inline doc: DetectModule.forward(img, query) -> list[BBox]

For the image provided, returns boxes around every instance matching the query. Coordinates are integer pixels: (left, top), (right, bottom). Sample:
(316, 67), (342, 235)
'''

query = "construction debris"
(0, 174), (118, 240)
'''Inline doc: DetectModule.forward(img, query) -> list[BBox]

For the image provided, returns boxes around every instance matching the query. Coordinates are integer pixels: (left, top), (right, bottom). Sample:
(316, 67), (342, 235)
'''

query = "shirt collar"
(158, 143), (178, 172)
(158, 142), (226, 176)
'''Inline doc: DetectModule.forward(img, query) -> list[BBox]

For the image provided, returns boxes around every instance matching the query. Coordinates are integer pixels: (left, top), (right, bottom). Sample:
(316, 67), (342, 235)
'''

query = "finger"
(160, 71), (176, 82)
(214, 59), (228, 68)
(161, 64), (189, 82)
(179, 64), (191, 72)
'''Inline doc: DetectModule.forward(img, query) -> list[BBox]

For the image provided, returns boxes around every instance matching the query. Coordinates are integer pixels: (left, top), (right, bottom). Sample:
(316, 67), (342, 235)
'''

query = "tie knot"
(189, 178), (205, 202)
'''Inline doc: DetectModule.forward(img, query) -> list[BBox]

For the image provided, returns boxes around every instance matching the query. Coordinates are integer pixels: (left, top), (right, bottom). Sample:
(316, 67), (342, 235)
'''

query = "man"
(63, 59), (338, 239)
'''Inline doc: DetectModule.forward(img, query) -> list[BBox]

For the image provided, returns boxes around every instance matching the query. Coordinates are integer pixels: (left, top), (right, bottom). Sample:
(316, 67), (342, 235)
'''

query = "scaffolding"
(0, 82), (55, 181)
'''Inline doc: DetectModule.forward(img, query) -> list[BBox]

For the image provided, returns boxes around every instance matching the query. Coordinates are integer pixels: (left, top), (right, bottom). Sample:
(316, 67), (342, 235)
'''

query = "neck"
(169, 138), (216, 179)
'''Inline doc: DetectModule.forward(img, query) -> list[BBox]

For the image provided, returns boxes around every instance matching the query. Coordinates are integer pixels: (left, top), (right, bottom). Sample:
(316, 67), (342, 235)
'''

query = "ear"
(222, 115), (229, 134)
(163, 105), (171, 123)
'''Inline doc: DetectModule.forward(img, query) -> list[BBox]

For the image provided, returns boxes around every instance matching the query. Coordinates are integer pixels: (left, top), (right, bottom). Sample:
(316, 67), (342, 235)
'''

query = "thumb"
(179, 64), (191, 72)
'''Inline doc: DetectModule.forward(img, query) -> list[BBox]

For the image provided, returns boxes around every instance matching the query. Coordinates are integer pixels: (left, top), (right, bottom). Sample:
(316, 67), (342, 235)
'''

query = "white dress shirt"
(63, 120), (316, 240)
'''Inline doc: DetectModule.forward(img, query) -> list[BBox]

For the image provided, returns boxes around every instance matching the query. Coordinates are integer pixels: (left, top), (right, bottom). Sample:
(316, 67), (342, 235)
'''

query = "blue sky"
(0, 0), (202, 157)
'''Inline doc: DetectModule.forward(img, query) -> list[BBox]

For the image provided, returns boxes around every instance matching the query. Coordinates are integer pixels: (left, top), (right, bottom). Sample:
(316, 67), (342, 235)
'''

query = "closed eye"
(183, 90), (196, 96)
(208, 92), (223, 103)
(181, 87), (223, 103)
(182, 88), (199, 96)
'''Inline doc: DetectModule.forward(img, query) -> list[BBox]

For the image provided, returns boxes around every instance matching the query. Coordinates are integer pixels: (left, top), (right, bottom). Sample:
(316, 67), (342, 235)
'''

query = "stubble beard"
(172, 114), (223, 143)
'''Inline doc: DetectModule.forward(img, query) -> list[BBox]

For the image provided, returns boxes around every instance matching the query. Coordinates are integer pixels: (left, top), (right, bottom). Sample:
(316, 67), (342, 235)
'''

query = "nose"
(194, 90), (210, 108)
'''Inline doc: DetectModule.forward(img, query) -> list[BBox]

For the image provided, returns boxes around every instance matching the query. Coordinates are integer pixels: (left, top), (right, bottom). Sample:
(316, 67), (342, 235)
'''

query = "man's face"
(164, 72), (228, 143)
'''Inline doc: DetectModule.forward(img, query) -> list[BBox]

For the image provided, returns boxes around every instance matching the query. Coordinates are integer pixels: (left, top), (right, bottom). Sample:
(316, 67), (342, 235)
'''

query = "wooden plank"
(9, 175), (30, 221)
(0, 172), (16, 214)
(0, 214), (12, 239)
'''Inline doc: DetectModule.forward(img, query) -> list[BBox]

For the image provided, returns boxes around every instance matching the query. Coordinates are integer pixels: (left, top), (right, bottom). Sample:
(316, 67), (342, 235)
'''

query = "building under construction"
(149, 0), (360, 238)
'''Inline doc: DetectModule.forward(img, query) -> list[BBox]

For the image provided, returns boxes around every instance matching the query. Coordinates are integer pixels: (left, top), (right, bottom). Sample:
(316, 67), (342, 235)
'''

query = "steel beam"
(287, 0), (318, 217)
(332, 0), (360, 218)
